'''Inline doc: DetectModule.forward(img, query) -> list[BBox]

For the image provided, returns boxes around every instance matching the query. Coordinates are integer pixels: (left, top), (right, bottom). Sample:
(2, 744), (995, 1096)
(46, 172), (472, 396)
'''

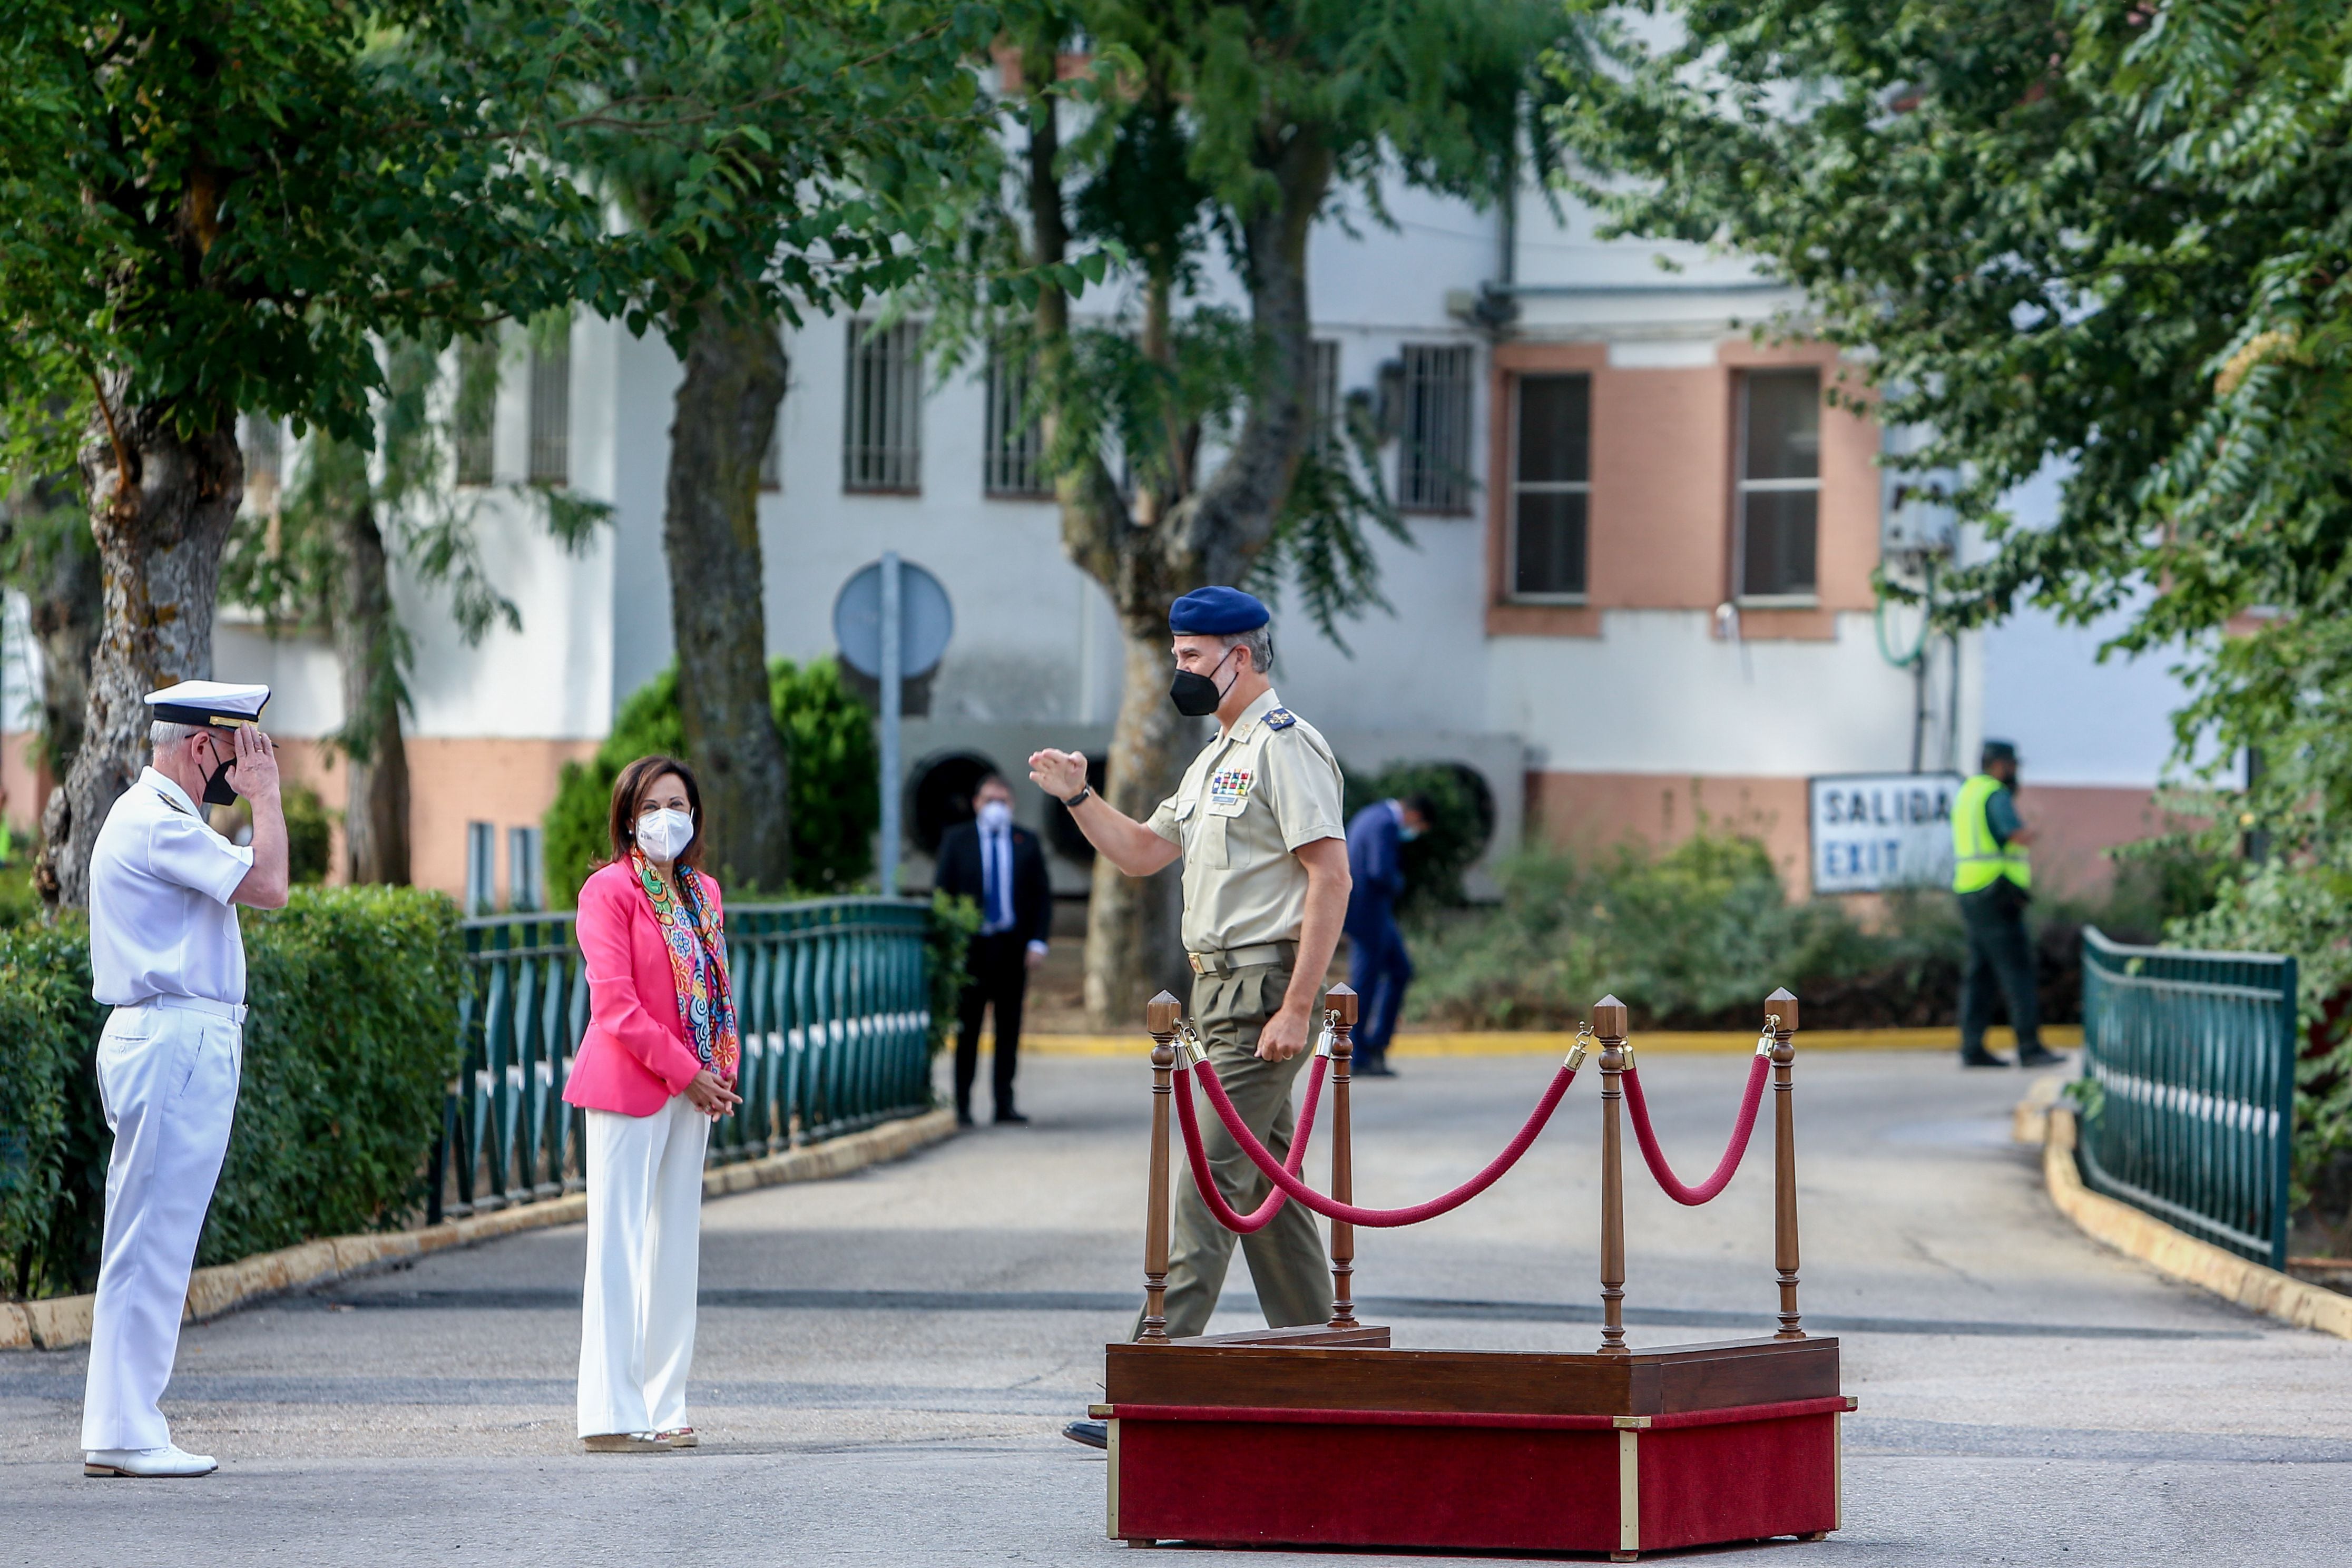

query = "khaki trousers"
(1134, 960), (1331, 1340)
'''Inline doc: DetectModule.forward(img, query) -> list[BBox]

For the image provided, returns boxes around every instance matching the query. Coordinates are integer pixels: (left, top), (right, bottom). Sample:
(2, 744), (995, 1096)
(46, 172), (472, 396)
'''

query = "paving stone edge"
(0, 1106), (959, 1353)
(2032, 1099), (2352, 1340)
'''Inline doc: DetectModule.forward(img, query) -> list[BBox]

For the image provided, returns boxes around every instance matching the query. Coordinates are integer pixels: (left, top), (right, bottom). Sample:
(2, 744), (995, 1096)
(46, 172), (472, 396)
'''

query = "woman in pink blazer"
(563, 753), (742, 1453)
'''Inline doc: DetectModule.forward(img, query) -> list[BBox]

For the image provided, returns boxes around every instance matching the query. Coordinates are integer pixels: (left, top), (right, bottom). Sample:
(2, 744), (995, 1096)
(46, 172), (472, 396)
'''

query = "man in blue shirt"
(1344, 792), (1433, 1077)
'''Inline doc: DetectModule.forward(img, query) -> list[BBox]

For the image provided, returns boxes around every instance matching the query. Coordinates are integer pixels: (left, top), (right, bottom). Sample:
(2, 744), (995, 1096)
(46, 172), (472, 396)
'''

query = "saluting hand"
(230, 724), (281, 803)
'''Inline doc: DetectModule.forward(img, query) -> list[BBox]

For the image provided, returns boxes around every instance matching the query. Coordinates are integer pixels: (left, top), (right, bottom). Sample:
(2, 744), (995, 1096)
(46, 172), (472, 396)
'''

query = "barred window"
(527, 324), (570, 485)
(1398, 343), (1474, 514)
(984, 347), (1051, 497)
(464, 821), (497, 915)
(1306, 339), (1341, 456)
(1736, 369), (1821, 600)
(506, 825), (544, 913)
(1510, 375), (1591, 600)
(844, 318), (924, 493)
(454, 337), (497, 486)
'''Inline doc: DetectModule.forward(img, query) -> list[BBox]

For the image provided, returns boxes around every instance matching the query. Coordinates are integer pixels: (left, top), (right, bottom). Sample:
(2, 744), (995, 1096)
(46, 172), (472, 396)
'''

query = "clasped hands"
(684, 1068), (741, 1120)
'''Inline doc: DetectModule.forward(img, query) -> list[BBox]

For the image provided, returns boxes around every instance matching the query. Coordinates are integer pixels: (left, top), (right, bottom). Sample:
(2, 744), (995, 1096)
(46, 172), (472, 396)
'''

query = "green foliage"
(1252, 394), (1414, 650)
(283, 785), (333, 887)
(0, 921), (103, 1299)
(926, 890), (983, 1059)
(0, 861), (42, 928)
(770, 657), (881, 895)
(1555, 0), (2352, 1207)
(1407, 825), (2140, 1034)
(547, 660), (879, 906)
(1340, 761), (1487, 916)
(0, 887), (462, 1300)
(0, 4), (612, 475)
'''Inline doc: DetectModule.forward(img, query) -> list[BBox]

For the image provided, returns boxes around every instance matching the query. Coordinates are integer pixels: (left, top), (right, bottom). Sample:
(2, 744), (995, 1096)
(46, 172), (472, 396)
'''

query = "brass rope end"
(1567, 1023), (1594, 1072)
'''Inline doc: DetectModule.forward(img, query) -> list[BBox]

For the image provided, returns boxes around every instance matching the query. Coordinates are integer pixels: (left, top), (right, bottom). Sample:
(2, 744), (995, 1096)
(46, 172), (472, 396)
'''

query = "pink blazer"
(562, 860), (726, 1117)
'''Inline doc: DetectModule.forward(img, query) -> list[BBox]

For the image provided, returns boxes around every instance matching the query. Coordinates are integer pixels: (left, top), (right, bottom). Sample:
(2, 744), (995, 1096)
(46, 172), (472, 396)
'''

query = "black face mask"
(200, 737), (240, 806)
(1170, 648), (1238, 718)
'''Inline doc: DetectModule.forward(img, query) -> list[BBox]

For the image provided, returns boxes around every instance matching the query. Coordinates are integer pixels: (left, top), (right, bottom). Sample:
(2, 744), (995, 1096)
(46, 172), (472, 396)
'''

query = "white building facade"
(0, 167), (2186, 906)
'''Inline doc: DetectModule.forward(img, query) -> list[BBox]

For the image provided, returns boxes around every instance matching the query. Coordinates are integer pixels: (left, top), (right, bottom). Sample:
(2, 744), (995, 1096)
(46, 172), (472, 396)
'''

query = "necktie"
(985, 829), (1013, 932)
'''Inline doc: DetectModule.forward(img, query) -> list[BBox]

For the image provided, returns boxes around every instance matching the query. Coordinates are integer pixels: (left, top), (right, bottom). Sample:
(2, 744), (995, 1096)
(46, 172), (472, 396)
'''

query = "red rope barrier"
(1620, 1055), (1770, 1206)
(1178, 1056), (1577, 1229)
(1173, 1054), (1330, 1233)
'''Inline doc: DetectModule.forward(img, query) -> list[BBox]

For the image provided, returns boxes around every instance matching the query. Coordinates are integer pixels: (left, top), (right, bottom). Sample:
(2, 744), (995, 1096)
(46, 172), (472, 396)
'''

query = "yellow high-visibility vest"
(1952, 773), (2031, 893)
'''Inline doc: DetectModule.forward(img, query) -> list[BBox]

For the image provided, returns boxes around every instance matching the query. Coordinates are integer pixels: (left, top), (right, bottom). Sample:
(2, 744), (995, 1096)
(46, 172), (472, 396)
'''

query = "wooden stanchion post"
(1594, 995), (1629, 1355)
(1140, 991), (1182, 1343)
(1768, 987), (1804, 1340)
(1326, 984), (1359, 1329)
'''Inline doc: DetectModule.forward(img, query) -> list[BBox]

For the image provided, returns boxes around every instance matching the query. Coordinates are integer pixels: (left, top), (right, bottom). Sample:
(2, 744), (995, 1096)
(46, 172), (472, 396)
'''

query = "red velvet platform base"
(1101, 1327), (1846, 1559)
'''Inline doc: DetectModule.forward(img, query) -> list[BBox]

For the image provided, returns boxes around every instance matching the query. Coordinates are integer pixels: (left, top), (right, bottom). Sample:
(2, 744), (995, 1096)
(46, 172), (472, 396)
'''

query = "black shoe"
(993, 1109), (1031, 1125)
(1959, 1051), (2014, 1069)
(1062, 1419), (1108, 1449)
(955, 1109), (975, 1129)
(2016, 1046), (2067, 1068)
(1354, 1057), (1398, 1078)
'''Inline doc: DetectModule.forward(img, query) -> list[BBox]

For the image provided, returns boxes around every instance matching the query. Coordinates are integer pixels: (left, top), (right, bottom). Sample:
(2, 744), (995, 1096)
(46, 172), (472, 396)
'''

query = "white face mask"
(976, 799), (1013, 833)
(636, 806), (694, 863)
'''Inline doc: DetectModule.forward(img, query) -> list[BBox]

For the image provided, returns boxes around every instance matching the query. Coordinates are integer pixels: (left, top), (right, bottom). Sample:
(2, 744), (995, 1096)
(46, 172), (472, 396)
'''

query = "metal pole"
(879, 551), (902, 896)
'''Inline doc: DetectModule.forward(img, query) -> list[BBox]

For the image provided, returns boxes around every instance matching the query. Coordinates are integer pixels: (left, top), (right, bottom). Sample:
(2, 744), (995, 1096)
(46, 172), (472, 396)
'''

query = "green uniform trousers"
(1132, 959), (1331, 1341)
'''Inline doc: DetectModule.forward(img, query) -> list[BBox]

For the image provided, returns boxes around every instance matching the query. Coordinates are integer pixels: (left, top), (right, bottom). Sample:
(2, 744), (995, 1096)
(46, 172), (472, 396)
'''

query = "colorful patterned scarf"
(633, 849), (740, 1084)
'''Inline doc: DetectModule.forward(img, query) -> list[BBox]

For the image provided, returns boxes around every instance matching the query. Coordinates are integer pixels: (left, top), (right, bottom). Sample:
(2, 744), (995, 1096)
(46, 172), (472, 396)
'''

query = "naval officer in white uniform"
(81, 681), (287, 1478)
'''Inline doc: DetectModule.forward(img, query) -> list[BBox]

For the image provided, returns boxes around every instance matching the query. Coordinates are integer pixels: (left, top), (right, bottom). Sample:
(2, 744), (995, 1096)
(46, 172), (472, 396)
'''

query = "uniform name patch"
(1207, 768), (1255, 811)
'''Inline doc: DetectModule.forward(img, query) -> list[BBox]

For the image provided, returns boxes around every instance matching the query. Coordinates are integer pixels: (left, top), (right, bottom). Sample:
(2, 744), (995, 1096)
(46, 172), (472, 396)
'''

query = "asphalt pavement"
(4, 1048), (2348, 1565)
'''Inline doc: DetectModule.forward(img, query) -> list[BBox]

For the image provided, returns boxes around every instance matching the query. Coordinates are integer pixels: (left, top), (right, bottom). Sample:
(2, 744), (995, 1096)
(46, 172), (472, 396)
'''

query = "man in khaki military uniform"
(1032, 586), (1351, 1450)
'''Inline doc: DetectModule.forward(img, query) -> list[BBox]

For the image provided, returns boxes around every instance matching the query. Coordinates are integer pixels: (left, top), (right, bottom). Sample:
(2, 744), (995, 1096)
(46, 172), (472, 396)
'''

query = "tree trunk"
(0, 473), (102, 779)
(331, 496), (411, 884)
(664, 308), (792, 893)
(41, 387), (242, 907)
(1027, 75), (1334, 1026)
(28, 525), (102, 778)
(1083, 621), (1197, 1025)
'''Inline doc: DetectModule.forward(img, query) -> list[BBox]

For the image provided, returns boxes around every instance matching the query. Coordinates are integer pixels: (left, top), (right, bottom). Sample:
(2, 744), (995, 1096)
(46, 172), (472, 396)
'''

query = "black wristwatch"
(1063, 785), (1093, 809)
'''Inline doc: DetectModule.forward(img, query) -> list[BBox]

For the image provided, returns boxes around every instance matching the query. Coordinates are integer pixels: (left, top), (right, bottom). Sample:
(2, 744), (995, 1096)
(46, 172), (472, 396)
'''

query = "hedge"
(1, 886), (462, 1301)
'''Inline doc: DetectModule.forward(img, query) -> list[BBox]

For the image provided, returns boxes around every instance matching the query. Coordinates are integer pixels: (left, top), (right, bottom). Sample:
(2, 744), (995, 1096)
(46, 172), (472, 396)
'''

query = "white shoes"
(85, 1444), (218, 1478)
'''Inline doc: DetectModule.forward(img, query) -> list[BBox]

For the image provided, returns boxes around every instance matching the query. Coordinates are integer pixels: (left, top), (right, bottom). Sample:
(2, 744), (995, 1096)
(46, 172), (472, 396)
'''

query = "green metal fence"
(431, 897), (938, 1221)
(2077, 926), (2297, 1269)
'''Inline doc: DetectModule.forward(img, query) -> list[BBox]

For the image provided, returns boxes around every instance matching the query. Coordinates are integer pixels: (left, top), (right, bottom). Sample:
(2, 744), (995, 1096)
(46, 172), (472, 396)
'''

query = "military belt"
(1188, 942), (1298, 976)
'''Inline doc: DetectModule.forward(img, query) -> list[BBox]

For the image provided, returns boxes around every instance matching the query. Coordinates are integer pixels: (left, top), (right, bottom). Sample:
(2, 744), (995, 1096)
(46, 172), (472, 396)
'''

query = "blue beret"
(1168, 586), (1269, 635)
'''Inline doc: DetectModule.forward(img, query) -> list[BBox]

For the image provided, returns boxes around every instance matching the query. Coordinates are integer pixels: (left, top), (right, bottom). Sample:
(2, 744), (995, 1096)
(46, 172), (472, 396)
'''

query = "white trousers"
(81, 1004), (241, 1452)
(578, 1095), (708, 1437)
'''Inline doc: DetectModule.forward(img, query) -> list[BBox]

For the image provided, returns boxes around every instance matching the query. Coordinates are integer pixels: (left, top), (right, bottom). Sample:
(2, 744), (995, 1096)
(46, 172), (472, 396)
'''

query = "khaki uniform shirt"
(1147, 688), (1346, 954)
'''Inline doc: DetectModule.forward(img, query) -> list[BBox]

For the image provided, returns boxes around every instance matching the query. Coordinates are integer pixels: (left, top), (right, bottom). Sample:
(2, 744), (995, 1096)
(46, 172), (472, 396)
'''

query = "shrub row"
(1405, 828), (2191, 1034)
(1, 886), (462, 1301)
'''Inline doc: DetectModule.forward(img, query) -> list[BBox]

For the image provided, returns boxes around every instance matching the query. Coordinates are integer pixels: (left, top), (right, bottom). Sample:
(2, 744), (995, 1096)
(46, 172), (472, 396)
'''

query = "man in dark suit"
(1345, 791), (1433, 1078)
(935, 772), (1054, 1125)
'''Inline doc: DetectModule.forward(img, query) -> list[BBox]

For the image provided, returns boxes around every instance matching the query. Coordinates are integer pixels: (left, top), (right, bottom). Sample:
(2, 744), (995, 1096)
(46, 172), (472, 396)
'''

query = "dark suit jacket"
(935, 821), (1053, 947)
(1345, 799), (1406, 937)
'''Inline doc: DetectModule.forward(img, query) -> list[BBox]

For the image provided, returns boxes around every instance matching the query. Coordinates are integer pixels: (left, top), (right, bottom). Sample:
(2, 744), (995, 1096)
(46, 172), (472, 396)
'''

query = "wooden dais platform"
(1108, 989), (1846, 1561)
(1100, 1328), (1845, 1557)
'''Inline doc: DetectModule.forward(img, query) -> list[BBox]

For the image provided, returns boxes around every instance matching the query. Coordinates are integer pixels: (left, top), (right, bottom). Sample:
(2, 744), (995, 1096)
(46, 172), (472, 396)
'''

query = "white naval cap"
(145, 679), (270, 729)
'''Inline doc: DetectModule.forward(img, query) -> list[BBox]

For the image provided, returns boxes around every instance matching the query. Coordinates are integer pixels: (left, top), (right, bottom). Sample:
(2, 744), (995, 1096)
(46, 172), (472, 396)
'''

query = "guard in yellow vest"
(1952, 740), (2064, 1069)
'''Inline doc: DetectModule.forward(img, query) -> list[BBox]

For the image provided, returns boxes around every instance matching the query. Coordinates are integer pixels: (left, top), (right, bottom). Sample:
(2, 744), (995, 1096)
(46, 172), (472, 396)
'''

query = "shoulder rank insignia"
(1263, 707), (1298, 731)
